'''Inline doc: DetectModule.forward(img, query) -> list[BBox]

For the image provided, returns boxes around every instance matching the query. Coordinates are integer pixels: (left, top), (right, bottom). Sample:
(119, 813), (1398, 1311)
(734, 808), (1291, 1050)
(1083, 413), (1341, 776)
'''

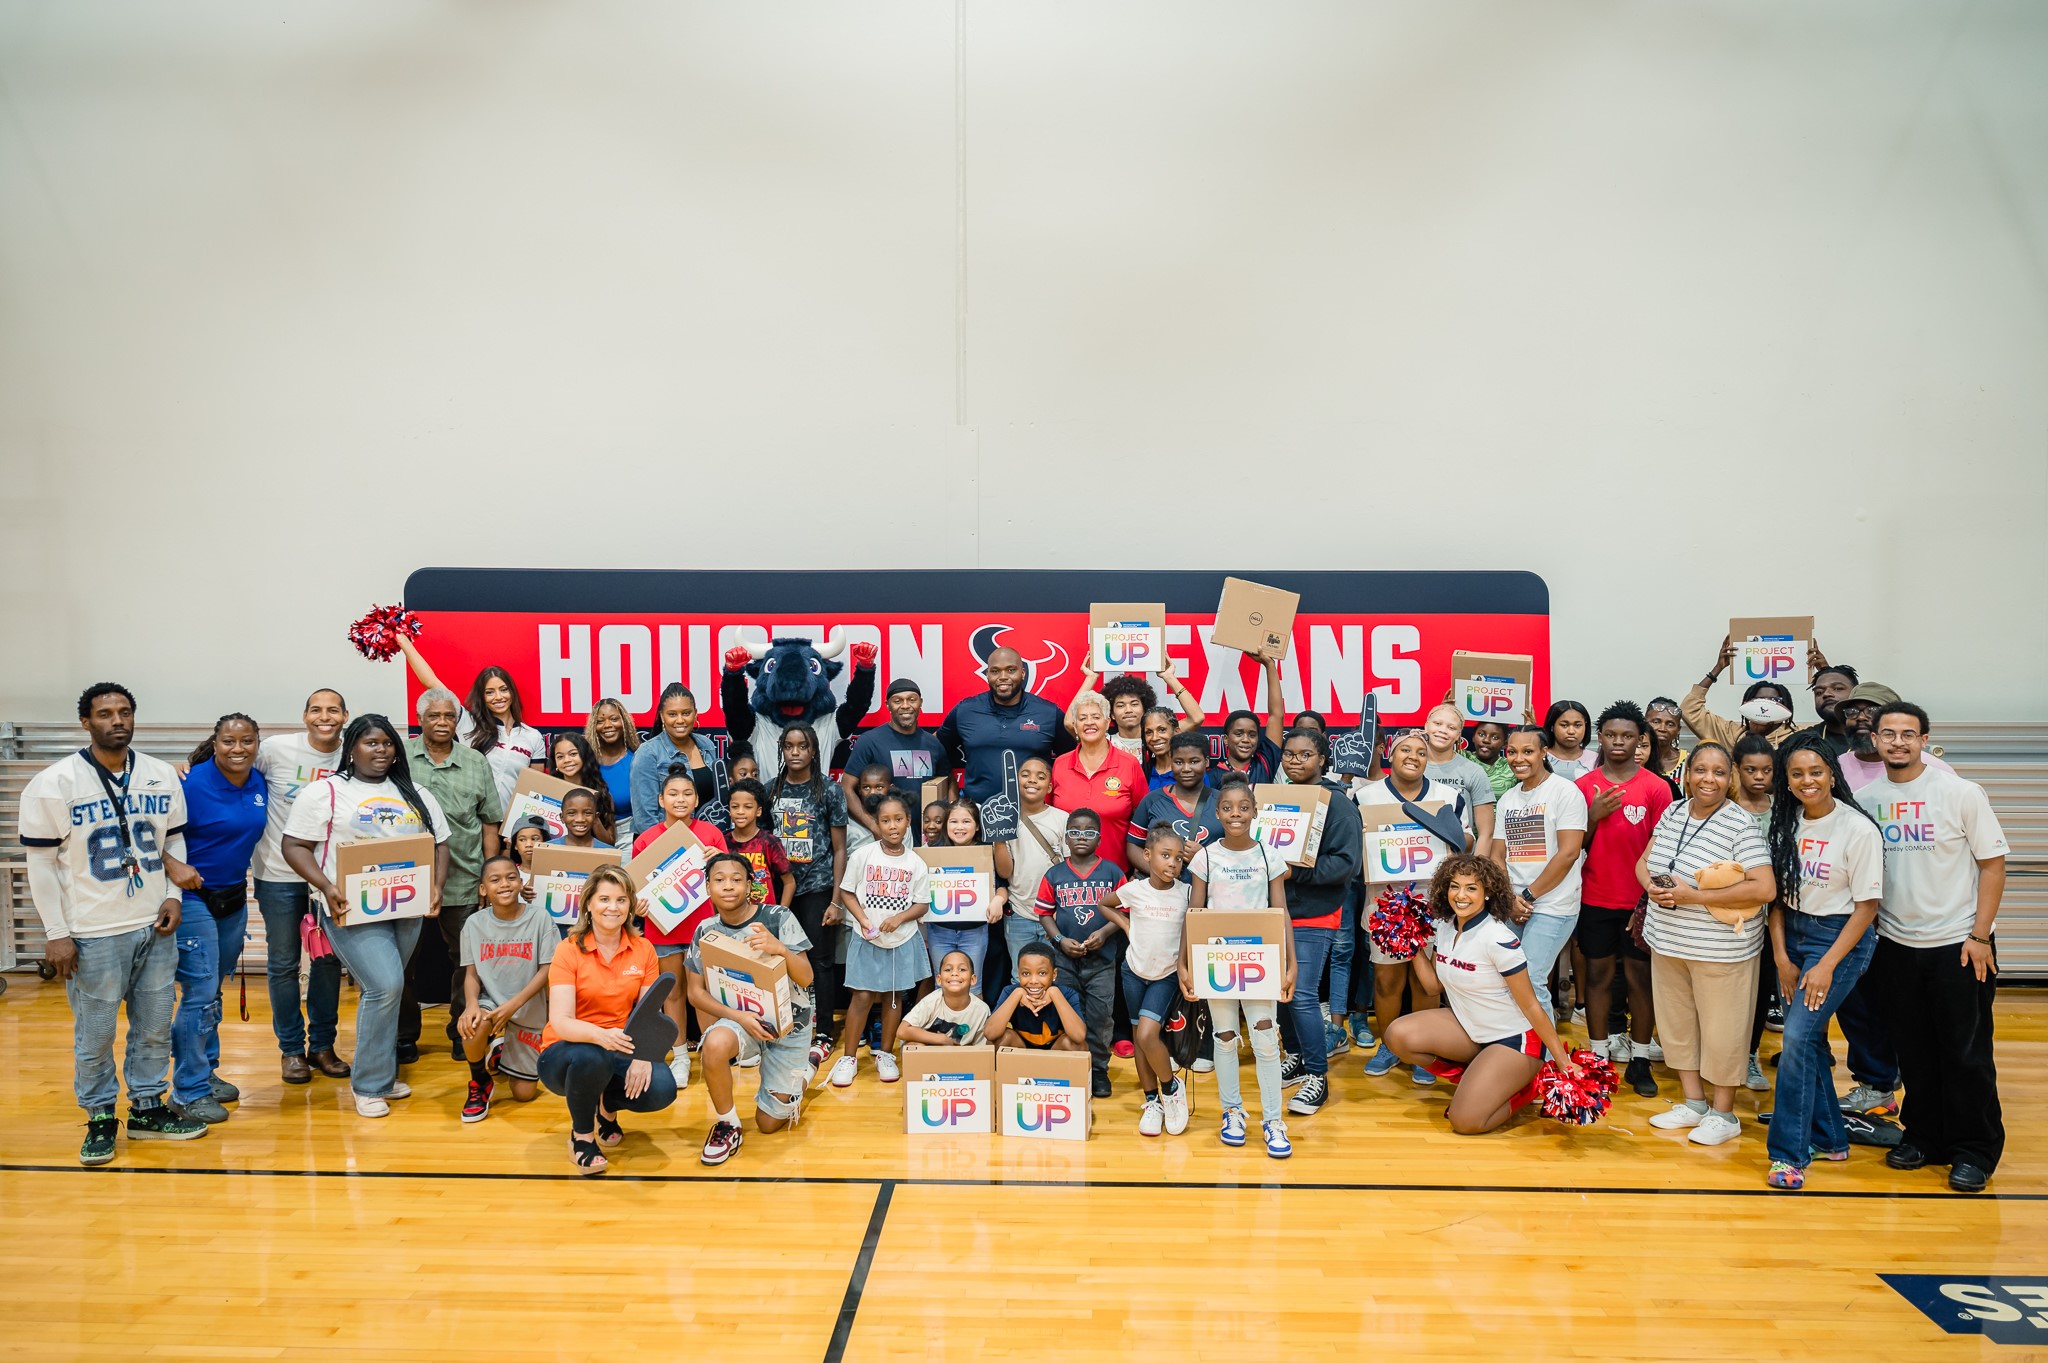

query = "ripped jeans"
(1209, 997), (1283, 1122)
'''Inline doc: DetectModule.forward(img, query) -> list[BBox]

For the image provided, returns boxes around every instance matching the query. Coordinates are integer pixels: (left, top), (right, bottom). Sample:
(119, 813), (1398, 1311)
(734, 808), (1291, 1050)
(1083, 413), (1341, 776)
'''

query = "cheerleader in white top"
(1386, 853), (1579, 1134)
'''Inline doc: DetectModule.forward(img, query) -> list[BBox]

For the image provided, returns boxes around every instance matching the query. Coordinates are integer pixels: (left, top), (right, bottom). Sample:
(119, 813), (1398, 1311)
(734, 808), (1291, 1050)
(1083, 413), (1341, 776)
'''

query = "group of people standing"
(20, 631), (2010, 1192)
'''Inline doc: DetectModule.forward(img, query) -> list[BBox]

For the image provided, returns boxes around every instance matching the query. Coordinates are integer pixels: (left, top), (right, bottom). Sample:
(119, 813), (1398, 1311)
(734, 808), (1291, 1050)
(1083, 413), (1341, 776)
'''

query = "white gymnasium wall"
(2, 1), (2044, 725)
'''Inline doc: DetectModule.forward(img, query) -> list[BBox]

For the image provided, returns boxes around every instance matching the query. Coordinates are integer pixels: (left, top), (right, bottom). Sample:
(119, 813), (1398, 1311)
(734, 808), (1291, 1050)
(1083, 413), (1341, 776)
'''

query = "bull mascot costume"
(720, 630), (878, 786)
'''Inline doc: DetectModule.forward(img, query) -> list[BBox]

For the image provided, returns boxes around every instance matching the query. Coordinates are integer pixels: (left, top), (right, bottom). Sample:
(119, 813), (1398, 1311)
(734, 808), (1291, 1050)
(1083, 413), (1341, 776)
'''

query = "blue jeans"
(318, 909), (422, 1098)
(1003, 912), (1048, 977)
(1285, 926), (1336, 1076)
(1328, 885), (1357, 1022)
(926, 922), (991, 984)
(172, 896), (247, 1103)
(253, 879), (343, 1056)
(1210, 997), (1282, 1118)
(1833, 969), (1899, 1091)
(1518, 912), (1579, 1021)
(66, 925), (177, 1111)
(1767, 911), (1877, 1168)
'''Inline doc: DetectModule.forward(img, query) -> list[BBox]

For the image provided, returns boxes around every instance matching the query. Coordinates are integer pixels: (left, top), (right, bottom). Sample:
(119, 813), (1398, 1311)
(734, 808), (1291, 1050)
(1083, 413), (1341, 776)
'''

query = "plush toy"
(719, 632), (878, 787)
(1694, 859), (1763, 930)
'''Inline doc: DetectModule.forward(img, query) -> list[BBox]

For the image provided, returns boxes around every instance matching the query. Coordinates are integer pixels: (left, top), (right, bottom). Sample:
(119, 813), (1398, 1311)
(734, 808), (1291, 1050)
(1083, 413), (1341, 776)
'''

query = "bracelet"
(1968, 934), (1992, 946)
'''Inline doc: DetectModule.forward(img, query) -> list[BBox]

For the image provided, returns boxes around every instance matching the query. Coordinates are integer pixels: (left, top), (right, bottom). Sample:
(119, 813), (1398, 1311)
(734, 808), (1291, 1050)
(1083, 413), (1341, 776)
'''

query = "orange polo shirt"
(539, 930), (659, 1050)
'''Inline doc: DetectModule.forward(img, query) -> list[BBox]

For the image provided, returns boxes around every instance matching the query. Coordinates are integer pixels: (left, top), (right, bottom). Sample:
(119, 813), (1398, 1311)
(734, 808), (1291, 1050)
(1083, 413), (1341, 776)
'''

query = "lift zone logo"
(1882, 1276), (2048, 1344)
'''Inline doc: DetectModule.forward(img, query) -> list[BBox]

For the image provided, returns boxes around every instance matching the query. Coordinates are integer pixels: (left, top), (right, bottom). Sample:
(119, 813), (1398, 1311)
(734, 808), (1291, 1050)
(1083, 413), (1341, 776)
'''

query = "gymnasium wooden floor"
(2, 978), (2043, 1361)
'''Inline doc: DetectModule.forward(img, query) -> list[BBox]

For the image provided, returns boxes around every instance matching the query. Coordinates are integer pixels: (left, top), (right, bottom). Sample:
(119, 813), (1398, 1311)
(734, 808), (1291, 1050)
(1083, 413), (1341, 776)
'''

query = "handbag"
(200, 884), (247, 920)
(1161, 993), (1211, 1072)
(300, 782), (339, 961)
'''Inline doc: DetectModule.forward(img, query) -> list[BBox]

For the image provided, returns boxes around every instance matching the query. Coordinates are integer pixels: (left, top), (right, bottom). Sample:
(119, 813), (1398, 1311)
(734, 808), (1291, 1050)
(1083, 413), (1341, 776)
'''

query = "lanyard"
(82, 748), (145, 895)
(1664, 802), (1719, 874)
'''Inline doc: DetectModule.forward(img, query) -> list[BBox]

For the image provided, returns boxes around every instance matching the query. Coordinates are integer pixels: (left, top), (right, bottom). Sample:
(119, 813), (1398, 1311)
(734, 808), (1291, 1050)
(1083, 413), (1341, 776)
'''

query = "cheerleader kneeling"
(1385, 853), (1580, 1135)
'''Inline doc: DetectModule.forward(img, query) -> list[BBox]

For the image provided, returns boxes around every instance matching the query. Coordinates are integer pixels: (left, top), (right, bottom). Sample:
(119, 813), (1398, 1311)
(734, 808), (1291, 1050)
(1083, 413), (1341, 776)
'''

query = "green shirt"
(1477, 753), (1515, 796)
(404, 737), (505, 905)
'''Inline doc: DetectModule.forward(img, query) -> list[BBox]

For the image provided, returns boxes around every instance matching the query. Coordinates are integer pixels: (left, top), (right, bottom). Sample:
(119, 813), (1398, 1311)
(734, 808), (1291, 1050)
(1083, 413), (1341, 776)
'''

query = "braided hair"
(1766, 734), (1878, 910)
(336, 715), (438, 835)
(188, 713), (258, 766)
(770, 722), (827, 814)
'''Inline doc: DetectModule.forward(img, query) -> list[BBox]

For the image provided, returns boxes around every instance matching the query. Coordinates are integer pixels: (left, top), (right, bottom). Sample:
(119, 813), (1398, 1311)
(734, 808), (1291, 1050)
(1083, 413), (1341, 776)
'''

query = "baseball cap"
(1840, 682), (1900, 709)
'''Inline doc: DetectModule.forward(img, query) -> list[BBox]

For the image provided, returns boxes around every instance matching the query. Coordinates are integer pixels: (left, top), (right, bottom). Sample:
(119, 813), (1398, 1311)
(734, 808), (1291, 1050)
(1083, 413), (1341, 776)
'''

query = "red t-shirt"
(726, 830), (792, 908)
(1050, 745), (1148, 871)
(1573, 766), (1674, 909)
(630, 818), (731, 946)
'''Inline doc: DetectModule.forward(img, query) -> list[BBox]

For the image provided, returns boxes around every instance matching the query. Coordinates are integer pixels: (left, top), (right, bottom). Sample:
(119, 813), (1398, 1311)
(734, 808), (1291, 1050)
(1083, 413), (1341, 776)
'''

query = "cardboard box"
(917, 845), (996, 923)
(1089, 602), (1167, 673)
(696, 930), (796, 1037)
(625, 821), (712, 936)
(1210, 577), (1300, 661)
(1450, 651), (1533, 726)
(500, 769), (583, 840)
(1252, 783), (1329, 867)
(921, 773), (958, 817)
(528, 844), (623, 928)
(997, 1046), (1090, 1141)
(1357, 799), (1454, 884)
(1185, 908), (1287, 1001)
(1729, 615), (1814, 687)
(903, 1043), (996, 1135)
(335, 833), (436, 926)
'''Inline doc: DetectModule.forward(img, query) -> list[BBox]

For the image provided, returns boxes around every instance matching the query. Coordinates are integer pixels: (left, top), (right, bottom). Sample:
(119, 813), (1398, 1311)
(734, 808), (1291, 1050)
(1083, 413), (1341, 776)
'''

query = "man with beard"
(937, 647), (1073, 805)
(1794, 663), (1861, 759)
(842, 678), (952, 842)
(1835, 684), (1953, 793)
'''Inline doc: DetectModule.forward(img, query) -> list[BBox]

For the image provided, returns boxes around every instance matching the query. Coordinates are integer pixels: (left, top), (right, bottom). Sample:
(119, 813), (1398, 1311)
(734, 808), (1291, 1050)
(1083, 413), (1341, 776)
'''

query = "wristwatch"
(1519, 888), (1536, 905)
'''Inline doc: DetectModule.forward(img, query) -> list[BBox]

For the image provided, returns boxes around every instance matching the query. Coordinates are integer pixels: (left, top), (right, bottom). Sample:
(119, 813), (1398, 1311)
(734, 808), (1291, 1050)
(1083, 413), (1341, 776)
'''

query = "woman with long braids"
(396, 638), (546, 807)
(766, 724), (848, 1063)
(1762, 735), (1883, 1190)
(281, 716), (451, 1119)
(631, 683), (725, 836)
(585, 697), (641, 847)
(547, 732), (619, 845)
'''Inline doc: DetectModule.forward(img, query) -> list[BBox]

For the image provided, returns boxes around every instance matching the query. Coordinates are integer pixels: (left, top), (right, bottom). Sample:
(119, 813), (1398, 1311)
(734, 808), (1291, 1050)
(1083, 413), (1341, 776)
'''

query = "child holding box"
(1033, 807), (1125, 1099)
(1185, 775), (1296, 1157)
(898, 949), (991, 1046)
(553, 789), (607, 850)
(927, 799), (1008, 983)
(988, 941), (1088, 1051)
(828, 792), (932, 1088)
(1098, 823), (1194, 1136)
(457, 854), (556, 1121)
(633, 767), (731, 1089)
(684, 852), (816, 1166)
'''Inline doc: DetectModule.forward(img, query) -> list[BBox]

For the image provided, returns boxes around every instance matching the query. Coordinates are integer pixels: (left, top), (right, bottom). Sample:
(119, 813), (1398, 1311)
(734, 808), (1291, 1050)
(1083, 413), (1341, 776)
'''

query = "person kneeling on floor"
(455, 854), (556, 1122)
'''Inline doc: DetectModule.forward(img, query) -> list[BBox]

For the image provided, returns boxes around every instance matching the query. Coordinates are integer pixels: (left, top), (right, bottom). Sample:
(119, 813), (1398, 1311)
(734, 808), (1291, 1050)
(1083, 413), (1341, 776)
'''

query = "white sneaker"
(1161, 1081), (1190, 1136)
(385, 1081), (411, 1100)
(1649, 1102), (1704, 1130)
(1637, 1037), (1664, 1063)
(1689, 1111), (1741, 1146)
(1745, 1054), (1769, 1091)
(669, 1052), (691, 1091)
(1192, 1057), (1215, 1074)
(1605, 1035), (1633, 1063)
(875, 1052), (901, 1083)
(1138, 1098), (1165, 1136)
(828, 1054), (858, 1088)
(351, 1091), (391, 1118)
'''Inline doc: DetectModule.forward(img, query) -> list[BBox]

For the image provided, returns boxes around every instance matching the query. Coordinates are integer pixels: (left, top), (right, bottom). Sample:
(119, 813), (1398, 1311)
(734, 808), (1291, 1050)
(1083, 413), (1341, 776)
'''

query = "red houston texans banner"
(398, 569), (1550, 732)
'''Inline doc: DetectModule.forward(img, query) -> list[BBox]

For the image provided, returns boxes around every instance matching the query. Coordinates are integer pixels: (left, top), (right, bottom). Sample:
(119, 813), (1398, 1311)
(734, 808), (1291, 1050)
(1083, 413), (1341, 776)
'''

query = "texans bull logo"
(969, 624), (1069, 694)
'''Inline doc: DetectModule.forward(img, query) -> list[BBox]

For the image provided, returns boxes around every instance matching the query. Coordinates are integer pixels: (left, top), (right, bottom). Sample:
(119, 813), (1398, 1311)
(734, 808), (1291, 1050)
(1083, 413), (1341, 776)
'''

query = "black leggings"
(537, 1041), (677, 1134)
(789, 888), (839, 1043)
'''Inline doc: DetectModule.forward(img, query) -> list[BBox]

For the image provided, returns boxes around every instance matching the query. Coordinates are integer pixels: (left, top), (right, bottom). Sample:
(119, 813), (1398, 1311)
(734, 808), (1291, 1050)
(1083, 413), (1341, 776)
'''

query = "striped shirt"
(1640, 799), (1769, 962)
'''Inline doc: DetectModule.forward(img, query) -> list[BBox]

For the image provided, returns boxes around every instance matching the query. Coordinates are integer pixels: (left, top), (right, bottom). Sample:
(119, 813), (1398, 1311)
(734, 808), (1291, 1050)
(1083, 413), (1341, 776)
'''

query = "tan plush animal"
(1694, 860), (1762, 929)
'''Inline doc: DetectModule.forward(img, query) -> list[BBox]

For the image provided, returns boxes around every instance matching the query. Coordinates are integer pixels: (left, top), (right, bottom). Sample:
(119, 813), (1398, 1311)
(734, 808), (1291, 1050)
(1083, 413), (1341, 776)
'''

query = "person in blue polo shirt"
(166, 715), (272, 1123)
(936, 647), (1073, 805)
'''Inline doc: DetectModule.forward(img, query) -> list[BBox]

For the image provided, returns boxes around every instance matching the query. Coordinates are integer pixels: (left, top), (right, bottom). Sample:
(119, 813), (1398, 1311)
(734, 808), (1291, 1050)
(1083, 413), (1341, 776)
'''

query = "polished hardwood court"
(3, 976), (2043, 1361)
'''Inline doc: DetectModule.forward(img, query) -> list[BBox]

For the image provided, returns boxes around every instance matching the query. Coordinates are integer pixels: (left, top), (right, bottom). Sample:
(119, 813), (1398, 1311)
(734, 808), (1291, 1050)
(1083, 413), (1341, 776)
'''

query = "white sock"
(715, 1107), (738, 1127)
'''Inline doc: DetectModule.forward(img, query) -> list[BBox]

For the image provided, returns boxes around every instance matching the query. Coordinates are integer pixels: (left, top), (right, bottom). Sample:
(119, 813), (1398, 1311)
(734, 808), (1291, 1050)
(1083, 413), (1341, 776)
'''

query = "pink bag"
(300, 781), (339, 960)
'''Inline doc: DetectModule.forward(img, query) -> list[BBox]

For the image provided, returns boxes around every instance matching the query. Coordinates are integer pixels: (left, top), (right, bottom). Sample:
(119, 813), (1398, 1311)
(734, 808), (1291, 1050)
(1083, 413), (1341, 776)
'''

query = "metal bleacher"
(3, 718), (2046, 978)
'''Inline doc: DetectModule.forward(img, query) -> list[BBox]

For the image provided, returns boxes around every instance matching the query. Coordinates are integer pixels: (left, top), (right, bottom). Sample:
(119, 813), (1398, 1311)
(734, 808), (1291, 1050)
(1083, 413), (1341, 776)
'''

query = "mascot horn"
(720, 629), (878, 788)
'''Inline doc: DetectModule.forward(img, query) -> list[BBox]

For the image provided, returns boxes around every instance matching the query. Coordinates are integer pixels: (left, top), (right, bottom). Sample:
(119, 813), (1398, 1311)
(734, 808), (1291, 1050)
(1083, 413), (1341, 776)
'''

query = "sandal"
(570, 1136), (609, 1176)
(1767, 1160), (1805, 1191)
(594, 1109), (624, 1147)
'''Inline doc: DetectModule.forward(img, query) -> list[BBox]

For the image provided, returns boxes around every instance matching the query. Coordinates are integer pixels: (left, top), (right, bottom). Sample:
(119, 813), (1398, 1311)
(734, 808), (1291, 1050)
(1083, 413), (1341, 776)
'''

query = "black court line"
(822, 1181), (894, 1363)
(2, 1163), (2037, 1201)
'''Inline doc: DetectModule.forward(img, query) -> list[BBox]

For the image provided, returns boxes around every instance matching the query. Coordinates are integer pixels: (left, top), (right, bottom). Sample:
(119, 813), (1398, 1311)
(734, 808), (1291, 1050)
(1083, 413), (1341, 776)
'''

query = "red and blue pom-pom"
(347, 604), (423, 662)
(1537, 1049), (1618, 1126)
(1366, 887), (1432, 960)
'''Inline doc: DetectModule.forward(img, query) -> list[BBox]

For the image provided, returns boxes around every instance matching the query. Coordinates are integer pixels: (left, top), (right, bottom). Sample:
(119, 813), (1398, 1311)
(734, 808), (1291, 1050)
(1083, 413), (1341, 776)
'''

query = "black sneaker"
(395, 1042), (420, 1065)
(126, 1101), (208, 1142)
(80, 1110), (119, 1166)
(1091, 1074), (1112, 1100)
(1625, 1057), (1658, 1098)
(1279, 1053), (1308, 1088)
(1765, 998), (1786, 1033)
(1287, 1073), (1328, 1116)
(1845, 1112), (1904, 1148)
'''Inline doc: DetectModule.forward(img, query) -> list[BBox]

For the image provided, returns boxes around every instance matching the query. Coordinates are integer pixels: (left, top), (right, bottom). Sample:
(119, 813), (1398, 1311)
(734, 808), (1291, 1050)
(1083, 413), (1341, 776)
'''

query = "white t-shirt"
(1786, 803), (1884, 918)
(1188, 840), (1290, 911)
(1860, 768), (2008, 948)
(837, 843), (930, 949)
(1839, 749), (1954, 793)
(1118, 876), (1193, 980)
(456, 711), (547, 808)
(1493, 774), (1587, 917)
(1431, 912), (1530, 1043)
(249, 732), (344, 883)
(1109, 733), (1145, 758)
(1003, 807), (1070, 917)
(1545, 749), (1599, 782)
(902, 989), (991, 1044)
(19, 751), (188, 940)
(1639, 800), (1770, 962)
(280, 774), (451, 882)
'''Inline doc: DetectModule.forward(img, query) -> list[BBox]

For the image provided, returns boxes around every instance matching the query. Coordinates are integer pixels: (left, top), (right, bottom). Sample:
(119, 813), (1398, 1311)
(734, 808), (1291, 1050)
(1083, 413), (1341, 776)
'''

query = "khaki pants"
(1650, 952), (1759, 1089)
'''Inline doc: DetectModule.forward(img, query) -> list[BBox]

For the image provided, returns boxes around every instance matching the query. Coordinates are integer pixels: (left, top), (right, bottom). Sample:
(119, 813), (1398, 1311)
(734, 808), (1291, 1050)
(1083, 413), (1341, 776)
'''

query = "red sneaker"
(461, 1077), (494, 1123)
(1113, 1040), (1136, 1060)
(701, 1119), (744, 1166)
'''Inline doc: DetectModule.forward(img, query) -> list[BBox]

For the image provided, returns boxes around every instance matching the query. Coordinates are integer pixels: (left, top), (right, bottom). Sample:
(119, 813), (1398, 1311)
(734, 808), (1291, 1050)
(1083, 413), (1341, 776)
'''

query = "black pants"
(536, 1041), (678, 1133)
(397, 902), (478, 1049)
(788, 888), (838, 1044)
(1873, 936), (2004, 1171)
(1056, 949), (1117, 1081)
(1750, 956), (1777, 1054)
